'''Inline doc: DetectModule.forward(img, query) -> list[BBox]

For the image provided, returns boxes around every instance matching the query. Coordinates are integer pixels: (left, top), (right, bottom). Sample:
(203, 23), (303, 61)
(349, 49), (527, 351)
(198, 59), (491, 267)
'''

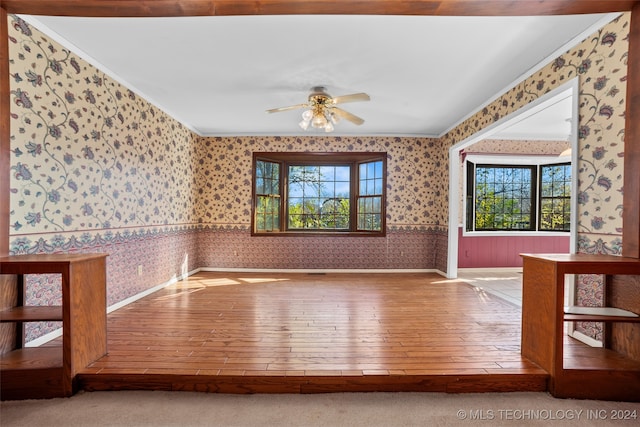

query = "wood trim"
(0, 0), (637, 18)
(0, 8), (14, 359)
(521, 253), (640, 401)
(624, 2), (640, 258)
(0, 253), (108, 399)
(251, 152), (387, 236)
(0, 306), (64, 322)
(0, 7), (8, 257)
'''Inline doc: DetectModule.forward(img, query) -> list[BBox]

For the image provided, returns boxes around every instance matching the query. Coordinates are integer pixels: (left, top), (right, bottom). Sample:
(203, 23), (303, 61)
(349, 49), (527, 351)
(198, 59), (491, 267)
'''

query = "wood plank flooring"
(77, 272), (548, 393)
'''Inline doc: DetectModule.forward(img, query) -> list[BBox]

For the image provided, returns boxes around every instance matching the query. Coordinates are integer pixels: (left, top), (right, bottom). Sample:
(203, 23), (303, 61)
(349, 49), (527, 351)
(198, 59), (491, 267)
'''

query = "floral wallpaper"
(189, 135), (448, 272)
(443, 13), (630, 340)
(193, 136), (446, 229)
(8, 16), (199, 236)
(8, 16), (447, 245)
(464, 139), (570, 156)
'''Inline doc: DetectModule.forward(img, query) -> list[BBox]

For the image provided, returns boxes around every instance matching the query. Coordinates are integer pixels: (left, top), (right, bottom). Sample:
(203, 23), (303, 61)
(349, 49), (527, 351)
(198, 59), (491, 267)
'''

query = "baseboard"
(199, 267), (443, 275)
(567, 329), (603, 348)
(458, 267), (523, 273)
(106, 267), (201, 314)
(25, 329), (62, 348)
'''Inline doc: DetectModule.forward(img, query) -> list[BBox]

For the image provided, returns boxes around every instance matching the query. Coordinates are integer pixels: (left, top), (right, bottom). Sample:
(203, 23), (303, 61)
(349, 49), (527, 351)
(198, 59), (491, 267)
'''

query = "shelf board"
(564, 314), (640, 323)
(564, 340), (640, 371)
(0, 346), (63, 370)
(0, 306), (63, 322)
(564, 306), (640, 323)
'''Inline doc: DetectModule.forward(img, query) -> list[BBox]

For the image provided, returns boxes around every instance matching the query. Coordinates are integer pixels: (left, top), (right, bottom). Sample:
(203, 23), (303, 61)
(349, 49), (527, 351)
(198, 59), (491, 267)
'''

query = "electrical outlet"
(137, 265), (143, 276)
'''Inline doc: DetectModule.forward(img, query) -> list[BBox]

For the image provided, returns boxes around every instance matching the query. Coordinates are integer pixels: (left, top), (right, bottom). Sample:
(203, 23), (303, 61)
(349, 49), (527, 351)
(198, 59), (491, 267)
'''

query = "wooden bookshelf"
(0, 253), (108, 399)
(521, 253), (640, 401)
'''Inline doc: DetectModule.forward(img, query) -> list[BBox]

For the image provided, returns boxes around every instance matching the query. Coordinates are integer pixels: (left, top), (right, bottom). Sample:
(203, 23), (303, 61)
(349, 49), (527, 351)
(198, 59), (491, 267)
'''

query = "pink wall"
(198, 227), (449, 272)
(457, 227), (570, 268)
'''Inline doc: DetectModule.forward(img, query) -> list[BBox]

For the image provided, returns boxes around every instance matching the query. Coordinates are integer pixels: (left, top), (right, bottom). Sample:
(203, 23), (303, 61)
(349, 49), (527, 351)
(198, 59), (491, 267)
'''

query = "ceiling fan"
(266, 86), (370, 132)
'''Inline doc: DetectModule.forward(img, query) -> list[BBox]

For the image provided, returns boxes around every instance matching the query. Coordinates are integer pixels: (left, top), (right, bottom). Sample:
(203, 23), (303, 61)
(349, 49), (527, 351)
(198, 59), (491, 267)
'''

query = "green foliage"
(288, 197), (350, 230)
(471, 163), (570, 231)
(475, 182), (527, 230)
(539, 198), (570, 231)
(287, 165), (351, 230)
(539, 164), (571, 231)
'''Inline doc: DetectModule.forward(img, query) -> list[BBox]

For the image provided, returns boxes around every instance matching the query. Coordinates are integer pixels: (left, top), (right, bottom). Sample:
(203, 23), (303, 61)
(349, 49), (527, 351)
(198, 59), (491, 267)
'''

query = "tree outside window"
(466, 160), (570, 232)
(253, 153), (386, 235)
(539, 163), (571, 231)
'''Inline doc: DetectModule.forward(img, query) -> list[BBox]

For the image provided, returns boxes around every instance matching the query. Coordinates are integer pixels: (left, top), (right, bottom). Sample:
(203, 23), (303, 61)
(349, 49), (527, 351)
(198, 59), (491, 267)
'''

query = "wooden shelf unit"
(0, 253), (108, 400)
(521, 253), (640, 401)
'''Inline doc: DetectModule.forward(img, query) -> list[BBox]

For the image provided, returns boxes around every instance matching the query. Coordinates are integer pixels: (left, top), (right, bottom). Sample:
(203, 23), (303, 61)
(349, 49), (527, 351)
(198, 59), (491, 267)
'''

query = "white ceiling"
(23, 13), (614, 138)
(490, 92), (574, 141)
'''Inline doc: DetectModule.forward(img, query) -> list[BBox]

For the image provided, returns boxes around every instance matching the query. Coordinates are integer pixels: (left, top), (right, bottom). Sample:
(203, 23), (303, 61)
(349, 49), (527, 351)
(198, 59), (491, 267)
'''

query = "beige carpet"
(2, 391), (639, 426)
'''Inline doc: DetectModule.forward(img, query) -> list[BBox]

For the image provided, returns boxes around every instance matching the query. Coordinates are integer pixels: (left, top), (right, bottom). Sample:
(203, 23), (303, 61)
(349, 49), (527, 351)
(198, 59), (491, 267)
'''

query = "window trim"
(538, 162), (572, 232)
(463, 154), (571, 237)
(251, 152), (387, 236)
(470, 163), (538, 232)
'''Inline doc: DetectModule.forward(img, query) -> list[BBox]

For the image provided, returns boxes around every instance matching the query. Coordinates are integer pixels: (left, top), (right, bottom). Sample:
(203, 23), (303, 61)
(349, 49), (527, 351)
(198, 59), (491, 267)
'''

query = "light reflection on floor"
(159, 270), (524, 307)
(165, 276), (291, 290)
(456, 268), (523, 307)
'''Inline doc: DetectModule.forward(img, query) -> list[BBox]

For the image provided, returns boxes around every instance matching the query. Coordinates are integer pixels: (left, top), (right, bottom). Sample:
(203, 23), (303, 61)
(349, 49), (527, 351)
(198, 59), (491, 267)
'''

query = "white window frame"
(463, 154), (571, 237)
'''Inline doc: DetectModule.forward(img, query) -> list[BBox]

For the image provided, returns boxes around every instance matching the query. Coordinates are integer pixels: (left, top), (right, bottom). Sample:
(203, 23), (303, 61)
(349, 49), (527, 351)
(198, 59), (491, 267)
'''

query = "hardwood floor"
(77, 272), (548, 393)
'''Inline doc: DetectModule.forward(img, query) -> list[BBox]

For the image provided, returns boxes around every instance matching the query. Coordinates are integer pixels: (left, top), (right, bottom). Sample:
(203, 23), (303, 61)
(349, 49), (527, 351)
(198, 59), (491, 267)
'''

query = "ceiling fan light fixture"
(302, 109), (313, 121)
(324, 121), (334, 132)
(311, 112), (328, 129)
(268, 87), (369, 133)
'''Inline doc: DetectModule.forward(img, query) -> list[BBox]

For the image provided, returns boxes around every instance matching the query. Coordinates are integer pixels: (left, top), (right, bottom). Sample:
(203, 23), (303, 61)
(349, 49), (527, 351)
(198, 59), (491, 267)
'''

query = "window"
(466, 159), (570, 232)
(539, 163), (571, 231)
(253, 152), (386, 235)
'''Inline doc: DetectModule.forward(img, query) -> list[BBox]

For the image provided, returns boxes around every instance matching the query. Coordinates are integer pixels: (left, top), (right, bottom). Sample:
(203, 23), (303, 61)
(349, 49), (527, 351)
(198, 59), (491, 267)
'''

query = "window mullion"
(351, 162), (358, 232)
(466, 161), (475, 232)
(279, 160), (287, 232)
(531, 165), (538, 231)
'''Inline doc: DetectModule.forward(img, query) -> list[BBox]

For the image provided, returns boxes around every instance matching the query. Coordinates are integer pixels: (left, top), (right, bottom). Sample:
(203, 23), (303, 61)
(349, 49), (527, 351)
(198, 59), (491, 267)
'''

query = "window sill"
(461, 230), (570, 237)
(252, 230), (386, 237)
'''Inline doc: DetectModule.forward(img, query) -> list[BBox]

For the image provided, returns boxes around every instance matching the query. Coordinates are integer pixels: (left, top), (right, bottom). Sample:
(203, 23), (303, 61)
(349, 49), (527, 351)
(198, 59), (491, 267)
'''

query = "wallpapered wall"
(5, 14), (632, 343)
(192, 135), (448, 270)
(465, 139), (570, 155)
(442, 13), (629, 340)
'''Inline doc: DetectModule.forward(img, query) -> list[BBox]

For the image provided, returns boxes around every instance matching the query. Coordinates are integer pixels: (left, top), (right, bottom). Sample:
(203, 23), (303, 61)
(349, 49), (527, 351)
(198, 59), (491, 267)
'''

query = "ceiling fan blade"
(331, 107), (365, 125)
(266, 103), (309, 114)
(330, 93), (370, 105)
